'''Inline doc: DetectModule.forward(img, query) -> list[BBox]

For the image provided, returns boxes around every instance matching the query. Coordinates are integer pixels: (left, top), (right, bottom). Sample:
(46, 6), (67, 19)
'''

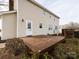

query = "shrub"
(43, 52), (52, 59)
(51, 38), (79, 59)
(5, 38), (28, 56)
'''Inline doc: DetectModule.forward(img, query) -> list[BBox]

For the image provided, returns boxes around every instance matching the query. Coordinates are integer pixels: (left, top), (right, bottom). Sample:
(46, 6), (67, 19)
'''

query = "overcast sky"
(0, 0), (79, 25)
(35, 0), (79, 25)
(0, 0), (8, 2)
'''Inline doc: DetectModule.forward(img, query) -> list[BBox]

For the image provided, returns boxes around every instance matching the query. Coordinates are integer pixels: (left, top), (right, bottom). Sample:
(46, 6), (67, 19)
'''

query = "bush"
(5, 38), (28, 56)
(51, 38), (79, 59)
(31, 53), (40, 59)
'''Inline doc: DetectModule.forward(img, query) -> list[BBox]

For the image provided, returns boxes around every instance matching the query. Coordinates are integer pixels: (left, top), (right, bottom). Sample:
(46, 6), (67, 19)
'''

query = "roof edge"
(0, 10), (17, 16)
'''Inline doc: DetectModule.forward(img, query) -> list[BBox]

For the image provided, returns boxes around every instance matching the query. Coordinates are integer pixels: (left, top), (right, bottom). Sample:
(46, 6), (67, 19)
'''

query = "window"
(55, 26), (58, 30)
(49, 25), (52, 30)
(49, 27), (52, 30)
(40, 11), (45, 16)
(39, 23), (42, 28)
(28, 22), (31, 29)
(53, 30), (55, 33)
(50, 15), (51, 19)
(54, 17), (55, 21)
(43, 12), (45, 16)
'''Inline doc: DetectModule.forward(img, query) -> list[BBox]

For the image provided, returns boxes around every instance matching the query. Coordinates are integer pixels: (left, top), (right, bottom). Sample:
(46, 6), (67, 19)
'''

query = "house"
(62, 22), (79, 38)
(0, 0), (60, 40)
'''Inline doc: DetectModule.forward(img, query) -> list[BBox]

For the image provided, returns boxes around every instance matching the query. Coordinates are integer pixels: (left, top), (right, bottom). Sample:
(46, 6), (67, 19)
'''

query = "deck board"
(22, 36), (65, 53)
(0, 43), (5, 49)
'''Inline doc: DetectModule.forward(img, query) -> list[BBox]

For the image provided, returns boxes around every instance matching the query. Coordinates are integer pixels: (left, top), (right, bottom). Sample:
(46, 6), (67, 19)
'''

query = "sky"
(35, 0), (79, 25)
(0, 0), (79, 25)
(0, 0), (8, 2)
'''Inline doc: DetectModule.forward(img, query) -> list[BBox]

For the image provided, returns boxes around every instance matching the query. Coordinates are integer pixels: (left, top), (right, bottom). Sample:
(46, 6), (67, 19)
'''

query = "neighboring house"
(0, 0), (60, 40)
(62, 22), (79, 38)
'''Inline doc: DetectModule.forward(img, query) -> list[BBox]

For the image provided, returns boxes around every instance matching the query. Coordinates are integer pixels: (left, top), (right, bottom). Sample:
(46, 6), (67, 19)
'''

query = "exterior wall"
(54, 17), (59, 34)
(0, 16), (2, 37)
(2, 13), (17, 40)
(17, 0), (59, 37)
(14, 0), (17, 10)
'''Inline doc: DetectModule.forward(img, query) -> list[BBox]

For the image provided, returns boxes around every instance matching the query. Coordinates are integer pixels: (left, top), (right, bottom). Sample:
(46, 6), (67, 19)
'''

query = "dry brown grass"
(51, 38), (79, 59)
(0, 38), (29, 59)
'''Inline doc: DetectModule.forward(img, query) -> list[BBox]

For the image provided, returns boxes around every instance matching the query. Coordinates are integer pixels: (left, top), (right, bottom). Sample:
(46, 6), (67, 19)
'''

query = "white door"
(26, 20), (32, 36)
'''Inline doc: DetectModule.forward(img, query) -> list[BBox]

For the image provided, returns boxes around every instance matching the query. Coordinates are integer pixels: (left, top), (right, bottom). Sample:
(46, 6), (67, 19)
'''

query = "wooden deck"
(0, 43), (5, 49)
(22, 36), (65, 53)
